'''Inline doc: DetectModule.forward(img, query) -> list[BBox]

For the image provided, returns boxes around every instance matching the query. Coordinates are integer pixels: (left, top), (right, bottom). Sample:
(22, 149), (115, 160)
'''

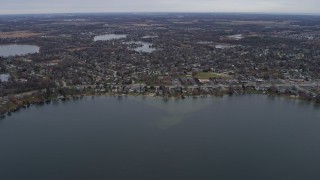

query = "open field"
(0, 31), (42, 38)
(67, 47), (90, 52)
(215, 20), (294, 28)
(195, 72), (232, 79)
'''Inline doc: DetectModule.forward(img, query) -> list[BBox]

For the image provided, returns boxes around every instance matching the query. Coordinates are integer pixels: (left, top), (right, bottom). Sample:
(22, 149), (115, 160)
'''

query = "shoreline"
(1, 89), (319, 120)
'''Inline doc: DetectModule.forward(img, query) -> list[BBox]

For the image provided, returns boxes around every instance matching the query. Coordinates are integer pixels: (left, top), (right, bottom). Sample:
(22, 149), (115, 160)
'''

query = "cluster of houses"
(1, 14), (320, 113)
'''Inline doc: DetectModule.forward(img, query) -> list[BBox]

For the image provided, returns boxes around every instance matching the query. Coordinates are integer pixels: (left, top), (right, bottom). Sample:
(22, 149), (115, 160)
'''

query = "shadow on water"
(130, 96), (223, 129)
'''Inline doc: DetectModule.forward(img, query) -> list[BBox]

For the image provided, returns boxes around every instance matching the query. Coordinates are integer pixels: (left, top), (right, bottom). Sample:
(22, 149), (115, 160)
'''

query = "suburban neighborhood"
(1, 13), (320, 117)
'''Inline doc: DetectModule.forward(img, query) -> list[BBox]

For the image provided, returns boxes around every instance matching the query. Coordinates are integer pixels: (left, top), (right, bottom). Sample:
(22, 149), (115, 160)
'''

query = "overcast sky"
(0, 0), (319, 15)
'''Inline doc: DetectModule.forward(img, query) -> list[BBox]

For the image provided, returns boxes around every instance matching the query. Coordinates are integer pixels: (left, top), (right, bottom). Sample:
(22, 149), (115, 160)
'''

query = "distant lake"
(0, 74), (10, 82)
(94, 34), (127, 41)
(141, 35), (158, 39)
(215, 44), (236, 49)
(126, 41), (156, 53)
(1, 95), (320, 180)
(228, 34), (243, 40)
(0, 44), (39, 57)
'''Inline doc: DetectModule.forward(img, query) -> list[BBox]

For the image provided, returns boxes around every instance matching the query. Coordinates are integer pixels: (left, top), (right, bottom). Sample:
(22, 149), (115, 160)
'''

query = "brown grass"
(216, 20), (293, 26)
(0, 31), (42, 38)
(67, 47), (89, 52)
(48, 59), (62, 63)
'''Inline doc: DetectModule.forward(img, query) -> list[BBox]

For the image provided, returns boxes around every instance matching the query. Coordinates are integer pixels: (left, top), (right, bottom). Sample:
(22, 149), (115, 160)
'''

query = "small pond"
(94, 34), (127, 41)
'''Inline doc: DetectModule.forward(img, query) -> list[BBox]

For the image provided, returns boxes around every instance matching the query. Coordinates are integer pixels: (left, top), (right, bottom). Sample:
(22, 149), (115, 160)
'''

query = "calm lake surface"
(0, 44), (39, 57)
(94, 34), (127, 41)
(0, 74), (10, 82)
(228, 34), (244, 40)
(126, 41), (156, 53)
(134, 42), (156, 53)
(215, 44), (236, 49)
(1, 95), (320, 180)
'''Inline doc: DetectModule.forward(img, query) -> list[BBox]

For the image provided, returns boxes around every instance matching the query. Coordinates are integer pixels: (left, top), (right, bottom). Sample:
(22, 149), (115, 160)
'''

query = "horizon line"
(0, 11), (320, 16)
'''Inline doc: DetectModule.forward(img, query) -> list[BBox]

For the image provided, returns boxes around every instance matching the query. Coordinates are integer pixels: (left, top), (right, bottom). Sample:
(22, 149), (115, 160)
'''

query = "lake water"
(0, 73), (10, 82)
(1, 95), (320, 180)
(126, 41), (156, 53)
(215, 44), (236, 49)
(141, 35), (158, 39)
(0, 44), (39, 57)
(94, 34), (127, 41)
(228, 34), (243, 40)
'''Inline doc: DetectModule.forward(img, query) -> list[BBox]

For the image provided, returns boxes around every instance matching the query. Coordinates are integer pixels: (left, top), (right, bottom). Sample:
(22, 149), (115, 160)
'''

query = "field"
(195, 72), (231, 79)
(67, 47), (89, 52)
(0, 31), (42, 38)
